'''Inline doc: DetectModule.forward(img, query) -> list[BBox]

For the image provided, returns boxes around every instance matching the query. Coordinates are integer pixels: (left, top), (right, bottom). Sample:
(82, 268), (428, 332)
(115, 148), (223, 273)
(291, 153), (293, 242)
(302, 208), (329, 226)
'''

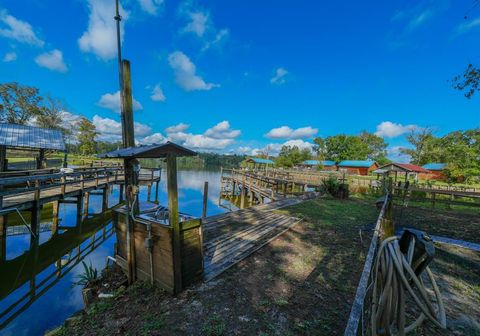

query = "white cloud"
(34, 49), (67, 73)
(140, 132), (166, 144)
(98, 91), (143, 113)
(387, 146), (411, 163)
(168, 51), (219, 91)
(0, 10), (44, 46)
(251, 139), (314, 157)
(454, 17), (480, 37)
(150, 84), (166, 102)
(270, 67), (288, 85)
(237, 146), (252, 154)
(204, 121), (241, 139)
(184, 134), (233, 150)
(93, 114), (152, 141)
(374, 121), (419, 138)
(138, 0), (164, 15)
(78, 0), (128, 60)
(182, 11), (209, 37)
(201, 28), (229, 52)
(2, 51), (16, 62)
(165, 123), (190, 134)
(265, 125), (318, 139)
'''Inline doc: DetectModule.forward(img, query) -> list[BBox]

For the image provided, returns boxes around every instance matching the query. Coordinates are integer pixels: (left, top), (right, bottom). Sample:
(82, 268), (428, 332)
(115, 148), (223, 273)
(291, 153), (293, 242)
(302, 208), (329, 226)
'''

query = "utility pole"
(114, 0), (128, 148)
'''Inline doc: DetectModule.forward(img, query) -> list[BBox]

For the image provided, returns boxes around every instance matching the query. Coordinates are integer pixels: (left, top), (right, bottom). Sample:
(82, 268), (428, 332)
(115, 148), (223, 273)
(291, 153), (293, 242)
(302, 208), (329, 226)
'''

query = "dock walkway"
(203, 192), (318, 280)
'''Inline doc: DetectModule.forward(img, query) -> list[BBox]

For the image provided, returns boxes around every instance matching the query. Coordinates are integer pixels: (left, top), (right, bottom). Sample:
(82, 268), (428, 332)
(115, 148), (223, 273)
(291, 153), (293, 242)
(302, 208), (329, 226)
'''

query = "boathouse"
(98, 142), (201, 294)
(375, 162), (431, 182)
(422, 163), (446, 180)
(245, 157), (274, 170)
(0, 123), (66, 172)
(337, 160), (377, 176)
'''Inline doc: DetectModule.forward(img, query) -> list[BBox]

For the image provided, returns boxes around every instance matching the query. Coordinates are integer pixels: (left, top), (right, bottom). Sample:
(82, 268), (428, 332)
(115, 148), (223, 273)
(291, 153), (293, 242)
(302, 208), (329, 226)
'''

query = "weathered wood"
(121, 60), (135, 148)
(202, 181), (208, 220)
(167, 154), (182, 294)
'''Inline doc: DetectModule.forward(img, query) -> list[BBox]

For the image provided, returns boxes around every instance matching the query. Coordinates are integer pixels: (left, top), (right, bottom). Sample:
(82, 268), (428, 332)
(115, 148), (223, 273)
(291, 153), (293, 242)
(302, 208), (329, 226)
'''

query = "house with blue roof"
(337, 160), (378, 176)
(298, 160), (336, 171)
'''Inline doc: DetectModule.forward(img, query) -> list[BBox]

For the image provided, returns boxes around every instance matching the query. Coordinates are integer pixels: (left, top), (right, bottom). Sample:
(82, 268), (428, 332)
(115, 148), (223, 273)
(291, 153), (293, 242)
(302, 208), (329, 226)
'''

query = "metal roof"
(0, 123), (66, 151)
(246, 157), (274, 164)
(378, 162), (430, 173)
(97, 141), (197, 159)
(422, 163), (446, 171)
(337, 160), (376, 168)
(302, 160), (336, 166)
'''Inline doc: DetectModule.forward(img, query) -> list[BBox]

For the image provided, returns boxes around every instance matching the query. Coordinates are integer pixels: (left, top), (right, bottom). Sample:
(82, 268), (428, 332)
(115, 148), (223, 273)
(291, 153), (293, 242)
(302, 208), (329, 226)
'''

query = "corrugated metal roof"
(97, 141), (197, 158)
(378, 163), (430, 173)
(302, 160), (336, 166)
(338, 160), (376, 168)
(247, 157), (274, 164)
(0, 123), (66, 151)
(422, 163), (446, 171)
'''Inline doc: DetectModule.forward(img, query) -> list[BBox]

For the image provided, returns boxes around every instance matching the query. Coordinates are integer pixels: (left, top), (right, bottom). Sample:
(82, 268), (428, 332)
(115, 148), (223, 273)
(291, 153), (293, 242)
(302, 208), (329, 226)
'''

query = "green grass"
(202, 315), (226, 336)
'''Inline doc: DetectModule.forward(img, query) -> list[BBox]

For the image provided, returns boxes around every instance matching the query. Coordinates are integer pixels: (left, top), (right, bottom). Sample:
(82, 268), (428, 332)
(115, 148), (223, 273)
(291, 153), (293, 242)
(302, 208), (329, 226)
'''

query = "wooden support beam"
(102, 186), (109, 212)
(155, 180), (159, 202)
(0, 145), (7, 172)
(122, 60), (135, 148)
(119, 184), (124, 202)
(147, 184), (152, 202)
(51, 200), (60, 235)
(202, 181), (209, 220)
(167, 154), (182, 294)
(83, 192), (89, 218)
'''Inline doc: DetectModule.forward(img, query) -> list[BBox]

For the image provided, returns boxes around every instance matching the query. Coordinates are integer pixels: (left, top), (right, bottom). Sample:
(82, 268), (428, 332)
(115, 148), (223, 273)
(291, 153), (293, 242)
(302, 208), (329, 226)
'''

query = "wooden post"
(119, 184), (124, 202)
(155, 180), (160, 202)
(380, 179), (395, 240)
(83, 192), (90, 218)
(202, 181), (209, 220)
(147, 184), (152, 202)
(0, 145), (7, 172)
(37, 149), (45, 170)
(240, 175), (246, 209)
(52, 200), (60, 235)
(121, 60), (136, 148)
(167, 154), (182, 294)
(102, 186), (109, 211)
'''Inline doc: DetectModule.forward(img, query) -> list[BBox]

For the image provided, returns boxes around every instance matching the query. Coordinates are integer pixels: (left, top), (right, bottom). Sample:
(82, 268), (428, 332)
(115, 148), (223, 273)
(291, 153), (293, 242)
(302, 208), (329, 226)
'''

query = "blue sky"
(0, 0), (479, 160)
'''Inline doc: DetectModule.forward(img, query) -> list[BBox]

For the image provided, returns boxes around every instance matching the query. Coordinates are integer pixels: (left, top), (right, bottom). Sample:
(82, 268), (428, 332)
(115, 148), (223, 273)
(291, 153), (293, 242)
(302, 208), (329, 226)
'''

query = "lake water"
(0, 170), (229, 336)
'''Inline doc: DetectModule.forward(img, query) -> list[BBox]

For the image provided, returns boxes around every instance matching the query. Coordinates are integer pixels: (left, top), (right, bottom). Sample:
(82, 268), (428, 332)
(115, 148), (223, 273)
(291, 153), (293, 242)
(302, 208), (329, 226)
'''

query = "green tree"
(275, 145), (311, 167)
(451, 64), (480, 99)
(359, 131), (389, 165)
(320, 135), (368, 161)
(0, 82), (43, 124)
(77, 118), (98, 156)
(400, 128), (438, 165)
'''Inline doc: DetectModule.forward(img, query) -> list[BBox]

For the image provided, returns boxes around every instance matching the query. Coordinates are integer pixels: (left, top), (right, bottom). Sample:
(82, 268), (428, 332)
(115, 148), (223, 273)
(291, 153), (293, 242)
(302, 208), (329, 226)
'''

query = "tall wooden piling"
(52, 201), (60, 235)
(202, 181), (209, 220)
(167, 154), (182, 293)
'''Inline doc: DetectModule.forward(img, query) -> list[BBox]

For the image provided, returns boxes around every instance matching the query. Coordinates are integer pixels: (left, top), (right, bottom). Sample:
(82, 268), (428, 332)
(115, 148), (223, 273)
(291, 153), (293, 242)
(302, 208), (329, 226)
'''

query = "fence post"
(202, 181), (209, 220)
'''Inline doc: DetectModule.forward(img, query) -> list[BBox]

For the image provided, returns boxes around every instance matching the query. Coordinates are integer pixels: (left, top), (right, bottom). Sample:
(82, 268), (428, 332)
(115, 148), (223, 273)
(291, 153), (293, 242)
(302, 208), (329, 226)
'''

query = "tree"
(452, 64), (480, 99)
(77, 118), (98, 156)
(400, 128), (438, 165)
(359, 131), (389, 165)
(0, 82), (43, 124)
(320, 135), (368, 161)
(275, 145), (311, 167)
(36, 96), (66, 130)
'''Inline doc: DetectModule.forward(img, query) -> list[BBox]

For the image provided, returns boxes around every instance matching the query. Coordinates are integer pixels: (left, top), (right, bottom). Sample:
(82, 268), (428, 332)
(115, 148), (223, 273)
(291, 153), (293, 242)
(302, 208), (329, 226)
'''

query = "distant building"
(375, 162), (431, 181)
(298, 160), (336, 170)
(0, 123), (66, 172)
(422, 163), (446, 180)
(337, 160), (378, 176)
(245, 157), (274, 170)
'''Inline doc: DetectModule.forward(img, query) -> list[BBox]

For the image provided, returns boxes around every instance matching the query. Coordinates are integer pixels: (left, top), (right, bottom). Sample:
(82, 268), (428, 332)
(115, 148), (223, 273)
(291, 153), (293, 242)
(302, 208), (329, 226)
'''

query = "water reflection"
(0, 170), (227, 335)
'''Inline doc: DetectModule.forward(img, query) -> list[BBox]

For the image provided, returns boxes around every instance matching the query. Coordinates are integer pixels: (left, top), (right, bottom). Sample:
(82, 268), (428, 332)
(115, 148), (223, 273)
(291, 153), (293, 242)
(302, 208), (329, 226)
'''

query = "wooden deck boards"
(203, 193), (318, 281)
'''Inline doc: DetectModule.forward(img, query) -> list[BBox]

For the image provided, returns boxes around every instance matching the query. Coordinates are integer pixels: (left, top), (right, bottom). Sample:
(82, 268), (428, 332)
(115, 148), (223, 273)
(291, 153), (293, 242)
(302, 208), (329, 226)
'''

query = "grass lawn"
(53, 197), (379, 336)
(394, 204), (480, 244)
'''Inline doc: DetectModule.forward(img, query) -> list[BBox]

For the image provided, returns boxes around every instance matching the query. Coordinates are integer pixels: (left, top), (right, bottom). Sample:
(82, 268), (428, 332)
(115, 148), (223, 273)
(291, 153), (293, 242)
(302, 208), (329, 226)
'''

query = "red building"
(337, 160), (378, 176)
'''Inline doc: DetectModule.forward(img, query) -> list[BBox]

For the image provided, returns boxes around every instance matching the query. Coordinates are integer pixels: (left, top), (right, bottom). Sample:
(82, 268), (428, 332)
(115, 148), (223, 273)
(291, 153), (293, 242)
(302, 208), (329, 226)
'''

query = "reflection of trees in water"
(0, 211), (113, 330)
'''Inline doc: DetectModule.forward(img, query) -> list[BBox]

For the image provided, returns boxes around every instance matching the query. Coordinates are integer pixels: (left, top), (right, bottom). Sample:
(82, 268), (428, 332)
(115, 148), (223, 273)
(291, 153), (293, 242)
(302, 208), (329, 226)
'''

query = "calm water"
(0, 170), (228, 336)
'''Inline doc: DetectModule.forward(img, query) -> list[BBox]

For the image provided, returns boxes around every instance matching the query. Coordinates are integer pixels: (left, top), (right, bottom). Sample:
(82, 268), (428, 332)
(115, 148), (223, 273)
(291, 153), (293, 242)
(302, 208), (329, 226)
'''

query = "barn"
(337, 160), (377, 176)
(422, 163), (446, 180)
(375, 162), (431, 182)
(245, 157), (274, 170)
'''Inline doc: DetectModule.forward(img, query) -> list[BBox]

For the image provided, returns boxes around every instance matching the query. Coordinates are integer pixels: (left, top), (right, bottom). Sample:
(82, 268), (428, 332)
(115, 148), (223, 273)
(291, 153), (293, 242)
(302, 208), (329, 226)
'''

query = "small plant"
(73, 261), (98, 287)
(202, 315), (226, 336)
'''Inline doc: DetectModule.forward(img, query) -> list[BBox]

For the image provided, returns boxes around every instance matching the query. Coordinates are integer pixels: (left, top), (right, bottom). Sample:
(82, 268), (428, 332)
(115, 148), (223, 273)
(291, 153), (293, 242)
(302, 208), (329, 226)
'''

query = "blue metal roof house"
(422, 163), (446, 171)
(302, 160), (336, 167)
(337, 160), (378, 176)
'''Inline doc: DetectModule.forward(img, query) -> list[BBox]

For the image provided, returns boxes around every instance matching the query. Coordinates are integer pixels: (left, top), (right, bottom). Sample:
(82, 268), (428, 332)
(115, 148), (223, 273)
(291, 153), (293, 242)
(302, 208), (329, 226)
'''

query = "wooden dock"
(203, 193), (318, 281)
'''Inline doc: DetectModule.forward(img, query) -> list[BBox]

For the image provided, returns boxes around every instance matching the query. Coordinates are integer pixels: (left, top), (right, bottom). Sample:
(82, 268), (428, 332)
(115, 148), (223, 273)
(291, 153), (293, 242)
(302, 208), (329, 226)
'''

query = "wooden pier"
(203, 193), (317, 280)
(0, 166), (161, 240)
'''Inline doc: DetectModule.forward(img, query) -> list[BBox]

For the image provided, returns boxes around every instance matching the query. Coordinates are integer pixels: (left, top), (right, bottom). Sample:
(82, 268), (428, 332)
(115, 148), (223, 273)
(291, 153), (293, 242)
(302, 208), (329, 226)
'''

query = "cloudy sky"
(1, 0), (479, 160)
